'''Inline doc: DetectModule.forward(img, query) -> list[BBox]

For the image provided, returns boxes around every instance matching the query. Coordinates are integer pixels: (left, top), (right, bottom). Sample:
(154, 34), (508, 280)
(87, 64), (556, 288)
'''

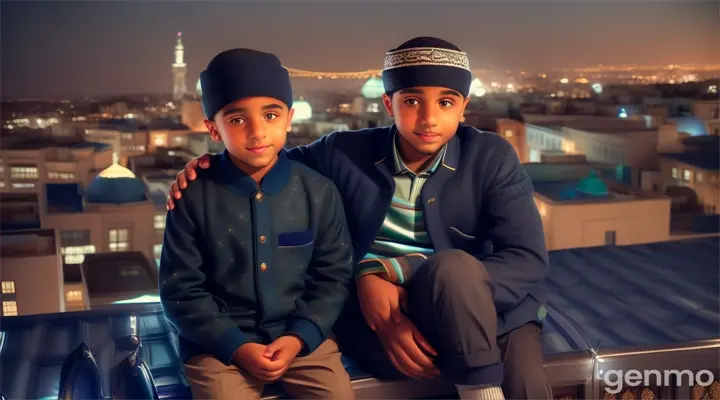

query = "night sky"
(2, 1), (718, 99)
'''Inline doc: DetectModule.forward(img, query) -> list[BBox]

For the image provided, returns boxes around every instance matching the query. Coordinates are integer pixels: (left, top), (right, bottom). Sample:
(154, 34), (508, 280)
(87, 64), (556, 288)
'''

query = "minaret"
(172, 32), (187, 103)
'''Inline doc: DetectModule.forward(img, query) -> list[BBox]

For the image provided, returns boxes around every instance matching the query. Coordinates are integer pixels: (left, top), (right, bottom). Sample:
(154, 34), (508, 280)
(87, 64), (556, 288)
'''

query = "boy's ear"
(286, 108), (295, 132)
(382, 93), (394, 118)
(205, 119), (222, 142)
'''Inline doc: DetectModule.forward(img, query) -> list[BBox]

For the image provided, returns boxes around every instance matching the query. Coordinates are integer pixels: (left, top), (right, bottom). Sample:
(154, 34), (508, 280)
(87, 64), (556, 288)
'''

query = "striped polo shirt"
(360, 135), (447, 283)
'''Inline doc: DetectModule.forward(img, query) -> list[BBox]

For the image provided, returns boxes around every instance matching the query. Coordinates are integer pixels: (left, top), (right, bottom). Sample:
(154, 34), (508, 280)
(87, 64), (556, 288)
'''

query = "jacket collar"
(373, 124), (461, 173)
(220, 148), (291, 197)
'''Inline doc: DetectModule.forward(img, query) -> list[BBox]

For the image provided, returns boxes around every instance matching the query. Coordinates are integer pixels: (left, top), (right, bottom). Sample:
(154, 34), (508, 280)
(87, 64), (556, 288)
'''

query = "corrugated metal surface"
(1, 237), (717, 398)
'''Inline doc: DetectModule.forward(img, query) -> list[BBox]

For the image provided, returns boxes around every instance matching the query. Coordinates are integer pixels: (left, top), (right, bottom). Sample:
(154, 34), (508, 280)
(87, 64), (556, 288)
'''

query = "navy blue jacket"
(159, 150), (353, 365)
(287, 125), (549, 335)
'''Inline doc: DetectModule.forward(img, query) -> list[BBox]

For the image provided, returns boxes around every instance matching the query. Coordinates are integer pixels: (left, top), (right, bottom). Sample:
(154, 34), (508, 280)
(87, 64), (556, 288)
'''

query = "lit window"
(61, 245), (96, 264)
(174, 136), (184, 144)
(684, 169), (692, 181)
(154, 135), (167, 146)
(10, 166), (38, 180)
(672, 168), (678, 179)
(504, 129), (513, 138)
(154, 214), (166, 229)
(11, 183), (35, 189)
(48, 172), (76, 180)
(2, 301), (18, 316)
(1, 281), (15, 294)
(66, 290), (83, 302)
(109, 228), (130, 252)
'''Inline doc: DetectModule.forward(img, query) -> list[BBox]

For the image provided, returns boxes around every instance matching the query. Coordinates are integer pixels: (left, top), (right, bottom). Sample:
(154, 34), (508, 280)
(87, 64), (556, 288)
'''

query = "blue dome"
(86, 163), (147, 204)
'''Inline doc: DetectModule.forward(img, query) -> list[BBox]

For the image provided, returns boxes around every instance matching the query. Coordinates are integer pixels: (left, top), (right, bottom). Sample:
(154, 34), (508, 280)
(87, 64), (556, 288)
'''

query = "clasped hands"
(231, 335), (303, 382)
(357, 274), (441, 380)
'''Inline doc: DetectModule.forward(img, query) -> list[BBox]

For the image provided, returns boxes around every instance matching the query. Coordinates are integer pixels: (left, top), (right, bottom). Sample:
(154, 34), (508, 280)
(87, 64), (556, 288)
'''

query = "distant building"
(0, 155), (156, 316)
(0, 229), (64, 316)
(84, 119), (149, 165)
(527, 163), (671, 250)
(0, 137), (113, 230)
(692, 99), (720, 136)
(659, 135), (720, 215)
(524, 116), (667, 187)
(491, 118), (528, 163)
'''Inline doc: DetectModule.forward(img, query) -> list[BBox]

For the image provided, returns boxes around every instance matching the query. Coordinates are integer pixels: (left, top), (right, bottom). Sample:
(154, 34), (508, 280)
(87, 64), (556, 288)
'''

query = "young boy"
(159, 48), (355, 400)
(167, 38), (552, 400)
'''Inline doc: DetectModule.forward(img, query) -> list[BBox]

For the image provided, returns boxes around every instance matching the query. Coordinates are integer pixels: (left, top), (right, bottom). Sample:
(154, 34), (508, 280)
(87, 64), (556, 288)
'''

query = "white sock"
(455, 384), (505, 400)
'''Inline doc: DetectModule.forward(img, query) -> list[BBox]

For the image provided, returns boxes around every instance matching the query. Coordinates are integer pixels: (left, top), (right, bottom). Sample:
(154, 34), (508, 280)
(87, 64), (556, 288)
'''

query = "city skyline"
(2, 1), (719, 98)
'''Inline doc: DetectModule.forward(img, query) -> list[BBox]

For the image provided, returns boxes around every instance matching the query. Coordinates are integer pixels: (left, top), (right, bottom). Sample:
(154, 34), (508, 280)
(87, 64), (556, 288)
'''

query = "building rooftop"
(0, 237), (717, 398)
(0, 229), (57, 258)
(531, 117), (655, 134)
(661, 135), (720, 171)
(143, 119), (190, 131)
(81, 252), (158, 299)
(531, 170), (644, 203)
(661, 152), (720, 171)
(0, 135), (112, 151)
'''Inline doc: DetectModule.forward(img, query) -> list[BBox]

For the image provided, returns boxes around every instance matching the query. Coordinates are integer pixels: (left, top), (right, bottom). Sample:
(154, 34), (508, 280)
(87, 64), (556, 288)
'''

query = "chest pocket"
(276, 230), (315, 267)
(278, 230), (314, 248)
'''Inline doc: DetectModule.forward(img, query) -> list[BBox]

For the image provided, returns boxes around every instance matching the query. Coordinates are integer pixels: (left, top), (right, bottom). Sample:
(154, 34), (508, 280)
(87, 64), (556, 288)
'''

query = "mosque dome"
(559, 170), (609, 201)
(292, 98), (312, 122)
(470, 78), (486, 97)
(361, 77), (385, 99)
(86, 153), (147, 204)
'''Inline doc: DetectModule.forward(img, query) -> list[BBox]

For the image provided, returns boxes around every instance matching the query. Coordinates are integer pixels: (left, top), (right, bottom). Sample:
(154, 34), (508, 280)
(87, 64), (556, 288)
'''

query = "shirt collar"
(391, 132), (447, 176)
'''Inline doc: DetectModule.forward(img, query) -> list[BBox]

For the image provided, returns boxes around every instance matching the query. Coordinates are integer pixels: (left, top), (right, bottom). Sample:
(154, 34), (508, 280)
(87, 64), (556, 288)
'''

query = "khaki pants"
(183, 338), (355, 400)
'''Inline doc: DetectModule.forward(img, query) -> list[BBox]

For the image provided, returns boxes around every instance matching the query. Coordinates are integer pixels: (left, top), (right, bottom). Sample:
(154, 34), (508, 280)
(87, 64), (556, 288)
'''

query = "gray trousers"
(335, 249), (552, 399)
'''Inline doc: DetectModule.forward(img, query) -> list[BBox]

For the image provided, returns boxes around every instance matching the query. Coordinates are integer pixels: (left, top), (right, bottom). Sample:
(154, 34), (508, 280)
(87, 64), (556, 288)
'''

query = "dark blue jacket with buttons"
(159, 150), (354, 365)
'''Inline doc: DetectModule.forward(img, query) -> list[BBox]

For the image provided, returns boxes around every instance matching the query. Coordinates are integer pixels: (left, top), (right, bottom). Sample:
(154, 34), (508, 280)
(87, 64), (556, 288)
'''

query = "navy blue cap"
(200, 48), (293, 119)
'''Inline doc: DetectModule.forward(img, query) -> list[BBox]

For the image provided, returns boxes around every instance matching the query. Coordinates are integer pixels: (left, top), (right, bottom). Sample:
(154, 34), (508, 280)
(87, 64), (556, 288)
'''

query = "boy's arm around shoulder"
(286, 133), (333, 174)
(286, 179), (354, 354)
(159, 181), (249, 365)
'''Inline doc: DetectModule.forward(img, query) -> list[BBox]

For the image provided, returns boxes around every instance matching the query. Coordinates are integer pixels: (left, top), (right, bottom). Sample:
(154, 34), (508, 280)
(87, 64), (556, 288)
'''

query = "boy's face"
(204, 96), (294, 171)
(382, 86), (470, 156)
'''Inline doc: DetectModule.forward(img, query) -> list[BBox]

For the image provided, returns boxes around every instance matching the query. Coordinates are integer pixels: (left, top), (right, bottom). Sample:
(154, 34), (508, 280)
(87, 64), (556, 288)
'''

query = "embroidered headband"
(383, 47), (470, 71)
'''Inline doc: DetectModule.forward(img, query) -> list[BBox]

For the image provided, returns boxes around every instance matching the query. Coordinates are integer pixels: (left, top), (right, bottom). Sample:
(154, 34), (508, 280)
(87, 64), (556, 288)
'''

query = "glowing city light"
(470, 78), (486, 97)
(592, 83), (603, 94)
(560, 78), (569, 84)
(292, 99), (312, 122)
(618, 108), (628, 118)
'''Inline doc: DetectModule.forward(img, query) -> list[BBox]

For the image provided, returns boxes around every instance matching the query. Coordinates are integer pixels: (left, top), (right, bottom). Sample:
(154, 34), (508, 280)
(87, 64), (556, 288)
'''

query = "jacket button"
(260, 262), (268, 271)
(259, 235), (267, 244)
(255, 192), (263, 201)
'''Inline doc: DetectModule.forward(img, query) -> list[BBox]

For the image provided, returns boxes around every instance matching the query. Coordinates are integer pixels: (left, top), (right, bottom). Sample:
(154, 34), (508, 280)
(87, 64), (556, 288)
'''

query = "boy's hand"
(166, 154), (212, 210)
(231, 343), (286, 382)
(263, 335), (303, 373)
